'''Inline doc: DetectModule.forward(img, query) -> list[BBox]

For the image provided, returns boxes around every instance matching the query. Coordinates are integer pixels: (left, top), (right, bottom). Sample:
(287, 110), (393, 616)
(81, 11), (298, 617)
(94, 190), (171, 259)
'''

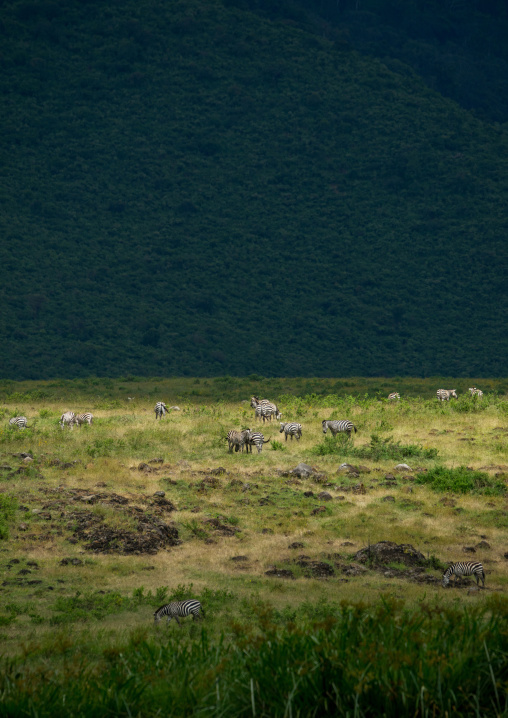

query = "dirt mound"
(354, 541), (427, 567)
(69, 509), (180, 554)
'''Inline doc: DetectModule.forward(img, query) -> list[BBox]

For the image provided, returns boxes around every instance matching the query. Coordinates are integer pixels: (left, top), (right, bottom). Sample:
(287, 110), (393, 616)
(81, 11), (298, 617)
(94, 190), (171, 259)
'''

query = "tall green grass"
(1, 598), (507, 717)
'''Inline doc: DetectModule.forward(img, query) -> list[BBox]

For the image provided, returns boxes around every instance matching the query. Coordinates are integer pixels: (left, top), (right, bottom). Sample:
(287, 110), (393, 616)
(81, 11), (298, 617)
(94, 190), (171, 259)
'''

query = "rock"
(341, 541), (355, 546)
(60, 558), (83, 566)
(18, 523), (28, 531)
(382, 496), (396, 502)
(230, 555), (249, 562)
(352, 483), (366, 494)
(311, 506), (327, 515)
(261, 528), (273, 535)
(318, 492), (333, 501)
(153, 491), (166, 497)
(463, 546), (476, 553)
(394, 463), (412, 472)
(303, 491), (314, 497)
(23, 456), (33, 464)
(138, 462), (153, 472)
(288, 542), (304, 549)
(291, 463), (314, 478)
(148, 458), (164, 465)
(354, 541), (427, 567)
(476, 541), (491, 549)
(384, 474), (396, 480)
(209, 467), (226, 476)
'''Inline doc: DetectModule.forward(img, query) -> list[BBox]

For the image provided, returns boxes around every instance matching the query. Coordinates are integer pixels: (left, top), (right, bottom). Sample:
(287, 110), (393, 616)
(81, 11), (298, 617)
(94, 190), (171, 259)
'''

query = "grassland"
(0, 377), (507, 716)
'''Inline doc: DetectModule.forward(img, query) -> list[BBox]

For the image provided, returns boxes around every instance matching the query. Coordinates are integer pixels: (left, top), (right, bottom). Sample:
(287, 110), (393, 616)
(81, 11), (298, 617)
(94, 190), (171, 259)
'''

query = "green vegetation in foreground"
(312, 432), (439, 460)
(1, 597), (507, 717)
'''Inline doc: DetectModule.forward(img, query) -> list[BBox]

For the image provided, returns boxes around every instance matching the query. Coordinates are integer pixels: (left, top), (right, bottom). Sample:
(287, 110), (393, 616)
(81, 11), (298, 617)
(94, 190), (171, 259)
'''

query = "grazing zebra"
(469, 387), (484, 399)
(250, 397), (281, 422)
(388, 392), (400, 401)
(153, 599), (205, 626)
(245, 431), (271, 454)
(322, 419), (357, 438)
(60, 411), (76, 429)
(279, 422), (302, 441)
(226, 429), (250, 453)
(73, 412), (93, 427)
(154, 401), (168, 420)
(442, 562), (485, 588)
(436, 389), (458, 401)
(9, 416), (28, 429)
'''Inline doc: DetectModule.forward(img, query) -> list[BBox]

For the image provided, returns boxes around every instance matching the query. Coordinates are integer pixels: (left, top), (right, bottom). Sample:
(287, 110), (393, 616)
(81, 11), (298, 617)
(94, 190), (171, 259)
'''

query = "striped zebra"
(436, 389), (457, 401)
(245, 431), (271, 454)
(60, 411), (76, 429)
(72, 412), (93, 427)
(322, 419), (357, 437)
(9, 416), (28, 429)
(442, 562), (485, 588)
(154, 401), (168, 420)
(279, 422), (302, 441)
(469, 387), (484, 399)
(387, 392), (400, 401)
(226, 429), (250, 453)
(153, 599), (205, 626)
(251, 397), (281, 422)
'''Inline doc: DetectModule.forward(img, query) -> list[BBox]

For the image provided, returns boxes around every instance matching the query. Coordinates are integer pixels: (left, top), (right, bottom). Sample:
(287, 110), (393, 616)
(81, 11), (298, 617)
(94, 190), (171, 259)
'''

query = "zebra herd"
(59, 411), (94, 429)
(388, 388), (484, 401)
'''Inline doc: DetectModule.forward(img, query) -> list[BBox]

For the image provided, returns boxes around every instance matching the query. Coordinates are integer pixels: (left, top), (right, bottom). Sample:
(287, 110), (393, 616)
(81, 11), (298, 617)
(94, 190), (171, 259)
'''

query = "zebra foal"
(322, 419), (357, 438)
(436, 389), (457, 401)
(279, 422), (302, 441)
(9, 417), (28, 429)
(154, 599), (204, 625)
(73, 412), (93, 426)
(469, 387), (484, 399)
(442, 562), (485, 588)
(60, 411), (76, 429)
(226, 429), (250, 453)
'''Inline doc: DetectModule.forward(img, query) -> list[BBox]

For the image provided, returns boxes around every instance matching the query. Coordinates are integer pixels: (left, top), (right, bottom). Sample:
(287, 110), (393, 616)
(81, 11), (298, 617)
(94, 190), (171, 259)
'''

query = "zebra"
(279, 422), (302, 441)
(322, 419), (357, 438)
(60, 411), (76, 429)
(245, 431), (271, 454)
(72, 412), (93, 427)
(442, 562), (485, 588)
(436, 389), (457, 401)
(153, 599), (205, 626)
(387, 392), (400, 401)
(9, 417), (28, 429)
(226, 429), (250, 453)
(251, 397), (281, 422)
(469, 387), (484, 399)
(154, 401), (168, 420)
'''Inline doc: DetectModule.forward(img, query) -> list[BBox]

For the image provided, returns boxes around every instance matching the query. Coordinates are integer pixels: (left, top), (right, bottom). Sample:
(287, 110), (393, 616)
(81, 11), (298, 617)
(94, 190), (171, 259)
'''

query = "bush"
(414, 466), (506, 495)
(0, 495), (18, 540)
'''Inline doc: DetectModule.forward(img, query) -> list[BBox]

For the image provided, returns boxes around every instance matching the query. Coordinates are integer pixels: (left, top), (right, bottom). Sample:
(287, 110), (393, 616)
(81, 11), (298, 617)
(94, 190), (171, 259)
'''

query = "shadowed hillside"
(0, 0), (507, 378)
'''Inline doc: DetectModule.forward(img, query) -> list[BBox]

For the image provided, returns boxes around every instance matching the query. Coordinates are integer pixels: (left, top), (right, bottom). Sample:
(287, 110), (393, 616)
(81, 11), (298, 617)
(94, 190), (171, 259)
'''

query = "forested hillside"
(0, 0), (507, 379)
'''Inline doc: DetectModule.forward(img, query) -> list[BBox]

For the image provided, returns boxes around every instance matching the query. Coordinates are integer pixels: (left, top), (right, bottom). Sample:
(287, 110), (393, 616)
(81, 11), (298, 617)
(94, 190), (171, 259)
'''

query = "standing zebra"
(322, 419), (357, 438)
(9, 417), (28, 429)
(442, 562), (485, 588)
(226, 429), (250, 453)
(436, 389), (457, 401)
(73, 412), (93, 427)
(154, 401), (168, 420)
(279, 422), (302, 441)
(245, 431), (271, 454)
(60, 411), (76, 429)
(469, 387), (484, 399)
(250, 397), (281, 422)
(387, 392), (400, 401)
(153, 599), (205, 625)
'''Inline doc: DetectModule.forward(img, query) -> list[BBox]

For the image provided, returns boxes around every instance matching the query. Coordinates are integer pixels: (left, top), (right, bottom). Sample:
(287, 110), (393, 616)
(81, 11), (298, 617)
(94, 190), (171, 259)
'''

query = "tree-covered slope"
(0, 0), (507, 378)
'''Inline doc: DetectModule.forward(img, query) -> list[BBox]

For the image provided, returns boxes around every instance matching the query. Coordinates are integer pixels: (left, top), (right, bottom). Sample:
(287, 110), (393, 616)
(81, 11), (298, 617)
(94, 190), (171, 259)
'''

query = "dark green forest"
(0, 0), (507, 379)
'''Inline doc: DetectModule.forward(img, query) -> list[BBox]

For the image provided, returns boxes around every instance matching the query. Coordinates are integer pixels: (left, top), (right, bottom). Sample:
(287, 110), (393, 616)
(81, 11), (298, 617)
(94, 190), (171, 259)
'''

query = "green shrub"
(0, 495), (18, 540)
(415, 466), (506, 495)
